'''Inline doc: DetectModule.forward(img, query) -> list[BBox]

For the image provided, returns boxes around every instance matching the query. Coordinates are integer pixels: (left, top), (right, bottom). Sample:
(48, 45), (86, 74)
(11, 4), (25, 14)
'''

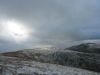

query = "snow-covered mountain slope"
(0, 57), (100, 75)
(1, 47), (100, 72)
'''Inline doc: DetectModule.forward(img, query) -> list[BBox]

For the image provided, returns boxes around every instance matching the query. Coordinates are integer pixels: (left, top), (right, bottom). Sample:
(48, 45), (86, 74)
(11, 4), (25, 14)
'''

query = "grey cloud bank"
(0, 0), (100, 51)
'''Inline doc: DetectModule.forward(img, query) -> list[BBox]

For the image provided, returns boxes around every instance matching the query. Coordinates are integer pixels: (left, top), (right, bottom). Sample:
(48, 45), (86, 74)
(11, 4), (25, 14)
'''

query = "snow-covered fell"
(1, 42), (100, 74)
(0, 58), (100, 75)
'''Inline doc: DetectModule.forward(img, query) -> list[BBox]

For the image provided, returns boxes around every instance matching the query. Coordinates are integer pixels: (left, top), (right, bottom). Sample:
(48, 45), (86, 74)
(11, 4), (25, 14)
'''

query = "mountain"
(0, 43), (100, 74)
(65, 43), (100, 53)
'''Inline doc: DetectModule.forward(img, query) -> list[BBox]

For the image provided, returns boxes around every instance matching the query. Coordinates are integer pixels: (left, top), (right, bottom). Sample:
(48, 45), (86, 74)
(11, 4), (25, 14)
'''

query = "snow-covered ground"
(1, 42), (100, 75)
(0, 60), (100, 75)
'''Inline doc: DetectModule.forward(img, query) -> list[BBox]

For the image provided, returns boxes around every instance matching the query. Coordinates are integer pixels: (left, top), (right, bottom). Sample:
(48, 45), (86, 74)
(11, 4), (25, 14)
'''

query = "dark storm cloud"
(0, 0), (100, 51)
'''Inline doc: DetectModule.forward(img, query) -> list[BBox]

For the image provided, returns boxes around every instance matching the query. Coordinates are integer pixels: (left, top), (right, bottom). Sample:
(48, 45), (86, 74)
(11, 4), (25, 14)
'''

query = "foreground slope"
(0, 56), (100, 75)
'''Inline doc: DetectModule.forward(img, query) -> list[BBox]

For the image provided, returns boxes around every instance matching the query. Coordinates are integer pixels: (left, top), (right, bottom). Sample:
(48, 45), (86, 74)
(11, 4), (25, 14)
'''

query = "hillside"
(0, 56), (100, 75)
(0, 43), (100, 74)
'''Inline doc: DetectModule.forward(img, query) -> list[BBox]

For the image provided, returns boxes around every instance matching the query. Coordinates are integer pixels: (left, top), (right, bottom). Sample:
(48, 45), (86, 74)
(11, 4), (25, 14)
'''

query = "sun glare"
(1, 20), (29, 42)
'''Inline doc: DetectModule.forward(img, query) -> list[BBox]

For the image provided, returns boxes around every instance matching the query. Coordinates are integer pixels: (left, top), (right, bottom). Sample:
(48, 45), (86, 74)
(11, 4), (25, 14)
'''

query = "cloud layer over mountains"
(0, 0), (100, 51)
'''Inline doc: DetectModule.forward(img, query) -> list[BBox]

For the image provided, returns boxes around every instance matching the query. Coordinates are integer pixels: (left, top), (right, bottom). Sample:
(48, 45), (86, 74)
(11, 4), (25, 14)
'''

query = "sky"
(0, 0), (100, 51)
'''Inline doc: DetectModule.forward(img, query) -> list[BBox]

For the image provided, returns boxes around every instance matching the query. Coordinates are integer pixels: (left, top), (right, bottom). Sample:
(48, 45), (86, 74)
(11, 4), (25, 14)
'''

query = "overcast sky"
(0, 0), (100, 51)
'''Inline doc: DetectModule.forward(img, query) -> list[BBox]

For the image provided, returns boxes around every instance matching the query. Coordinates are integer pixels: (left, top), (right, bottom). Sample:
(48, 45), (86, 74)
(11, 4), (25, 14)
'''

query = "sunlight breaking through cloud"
(0, 20), (30, 43)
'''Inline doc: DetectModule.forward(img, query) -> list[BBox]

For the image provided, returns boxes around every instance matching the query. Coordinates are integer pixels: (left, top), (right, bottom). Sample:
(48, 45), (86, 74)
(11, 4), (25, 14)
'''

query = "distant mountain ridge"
(65, 43), (100, 53)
